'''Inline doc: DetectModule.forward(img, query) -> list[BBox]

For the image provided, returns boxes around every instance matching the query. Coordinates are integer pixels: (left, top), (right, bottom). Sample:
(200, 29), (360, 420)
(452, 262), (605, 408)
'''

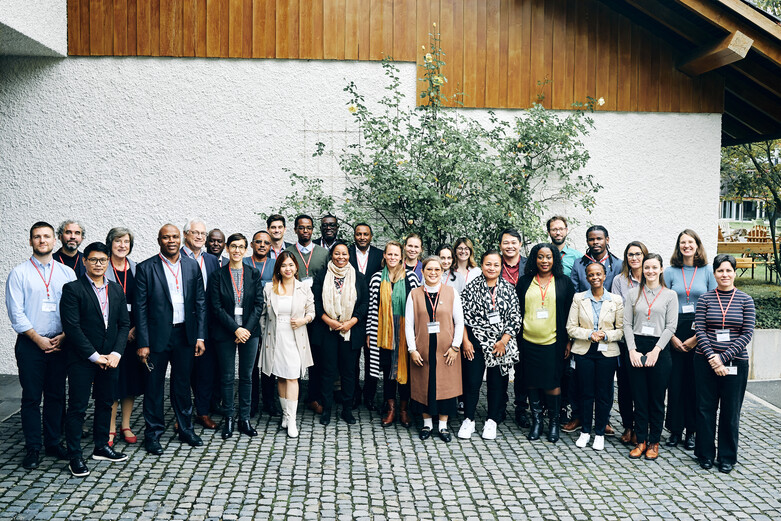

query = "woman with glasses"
(453, 238), (482, 285)
(436, 245), (466, 294)
(208, 233), (265, 439)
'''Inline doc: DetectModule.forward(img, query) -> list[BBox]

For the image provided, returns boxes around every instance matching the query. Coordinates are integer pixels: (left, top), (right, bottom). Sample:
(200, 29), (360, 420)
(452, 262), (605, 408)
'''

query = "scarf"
(323, 261), (358, 340)
(377, 267), (409, 383)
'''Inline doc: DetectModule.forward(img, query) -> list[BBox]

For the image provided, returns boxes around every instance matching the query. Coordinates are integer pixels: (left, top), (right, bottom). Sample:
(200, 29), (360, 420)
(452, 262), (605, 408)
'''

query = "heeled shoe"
(238, 419), (258, 437)
(399, 401), (411, 428)
(527, 398), (543, 441)
(108, 432), (115, 448)
(381, 400), (396, 427)
(222, 417), (234, 439)
(120, 428), (137, 444)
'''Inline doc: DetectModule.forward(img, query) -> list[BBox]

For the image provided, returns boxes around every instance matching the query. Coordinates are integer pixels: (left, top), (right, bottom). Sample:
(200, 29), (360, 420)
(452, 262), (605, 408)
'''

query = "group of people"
(5, 214), (754, 478)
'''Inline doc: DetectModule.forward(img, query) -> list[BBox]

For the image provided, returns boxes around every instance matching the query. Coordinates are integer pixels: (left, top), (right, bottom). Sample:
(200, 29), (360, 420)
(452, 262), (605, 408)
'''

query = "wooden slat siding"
(585, 0), (597, 104)
(242, 0), (253, 57)
(440, 0), (456, 102)
(497, 0), (510, 106)
(506, 0), (521, 107)
(382, 0), (393, 59)
(594, 3), (609, 109)
(254, 0), (275, 58)
(229, 0), (243, 57)
(206, 0), (220, 55)
(136, 0), (149, 54)
(104, 0), (115, 55)
(529, 0), (544, 106)
(616, 12), (631, 110)
(572, 0), (588, 107)
(357, 0), (371, 59)
(160, 0), (174, 56)
(461, 0), (476, 106)
(562, 0), (575, 108)
(219, 0), (229, 57)
(114, 0), (127, 56)
(150, 0), (160, 55)
(299, 0), (313, 58)
(484, 0), (500, 107)
(549, 0), (565, 109)
(323, 0), (339, 59)
(629, 21), (640, 111)
(637, 26), (653, 111)
(605, 8), (619, 111)
(394, 0), (415, 62)
(658, 39), (673, 112)
(344, 0), (358, 59)
(128, 0), (138, 54)
(542, 0), (554, 107)
(182, 0), (194, 56)
(90, 0), (102, 55)
(68, 0), (80, 55)
(79, 0), (90, 55)
(679, 68), (694, 112)
(314, 0), (326, 59)
(647, 31), (661, 111)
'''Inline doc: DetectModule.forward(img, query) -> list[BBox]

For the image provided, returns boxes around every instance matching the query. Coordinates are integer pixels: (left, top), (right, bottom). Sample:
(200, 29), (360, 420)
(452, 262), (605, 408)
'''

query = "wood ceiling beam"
(731, 57), (781, 98)
(724, 92), (779, 135)
(725, 75), (781, 123)
(620, 0), (711, 44)
(679, 30), (753, 76)
(721, 113), (757, 143)
(713, 0), (781, 40)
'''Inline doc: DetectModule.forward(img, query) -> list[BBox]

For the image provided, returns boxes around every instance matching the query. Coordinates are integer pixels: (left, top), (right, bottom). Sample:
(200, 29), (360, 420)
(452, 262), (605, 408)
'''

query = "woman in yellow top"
(515, 243), (575, 443)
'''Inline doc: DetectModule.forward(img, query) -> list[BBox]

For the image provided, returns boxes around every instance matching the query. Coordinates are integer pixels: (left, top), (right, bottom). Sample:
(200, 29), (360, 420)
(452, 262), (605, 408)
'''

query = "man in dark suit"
(207, 228), (230, 267)
(348, 223), (384, 410)
(182, 219), (221, 430)
(313, 214), (339, 251)
(266, 214), (292, 260)
(136, 224), (207, 455)
(54, 219), (87, 278)
(61, 242), (131, 477)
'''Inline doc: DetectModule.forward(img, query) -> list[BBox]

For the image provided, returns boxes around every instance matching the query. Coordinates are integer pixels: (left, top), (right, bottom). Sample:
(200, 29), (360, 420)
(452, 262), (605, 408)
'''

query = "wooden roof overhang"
(608, 0), (781, 146)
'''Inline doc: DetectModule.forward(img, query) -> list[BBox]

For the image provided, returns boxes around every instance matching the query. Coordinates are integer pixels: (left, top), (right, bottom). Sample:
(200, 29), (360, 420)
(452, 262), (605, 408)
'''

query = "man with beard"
(546, 216), (582, 277)
(55, 220), (86, 278)
(207, 229), (229, 268)
(5, 222), (77, 469)
(266, 214), (292, 260)
(313, 214), (340, 251)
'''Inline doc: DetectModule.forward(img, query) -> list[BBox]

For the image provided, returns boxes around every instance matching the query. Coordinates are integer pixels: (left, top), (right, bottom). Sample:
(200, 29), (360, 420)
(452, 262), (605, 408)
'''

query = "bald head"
(158, 224), (181, 260)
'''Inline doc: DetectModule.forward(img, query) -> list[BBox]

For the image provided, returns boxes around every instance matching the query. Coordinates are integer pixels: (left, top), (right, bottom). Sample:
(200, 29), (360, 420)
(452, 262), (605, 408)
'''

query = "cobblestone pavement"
(1, 386), (780, 521)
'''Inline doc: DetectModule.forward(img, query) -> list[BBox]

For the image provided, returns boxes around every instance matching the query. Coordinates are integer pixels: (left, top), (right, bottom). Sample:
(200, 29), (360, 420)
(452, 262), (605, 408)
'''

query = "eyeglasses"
(549, 227), (567, 233)
(627, 253), (644, 258)
(253, 240), (272, 245)
(456, 247), (471, 252)
(187, 231), (207, 237)
(86, 258), (109, 265)
(228, 244), (246, 251)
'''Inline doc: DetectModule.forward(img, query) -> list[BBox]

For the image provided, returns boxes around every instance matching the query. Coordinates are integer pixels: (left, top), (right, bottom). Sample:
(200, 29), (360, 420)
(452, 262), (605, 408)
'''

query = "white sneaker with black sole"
(69, 457), (91, 477)
(92, 445), (128, 462)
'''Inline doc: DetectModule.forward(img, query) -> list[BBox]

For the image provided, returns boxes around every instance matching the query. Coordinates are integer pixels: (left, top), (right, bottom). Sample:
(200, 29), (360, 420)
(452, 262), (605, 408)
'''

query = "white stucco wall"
(0, 55), (721, 374)
(0, 0), (67, 56)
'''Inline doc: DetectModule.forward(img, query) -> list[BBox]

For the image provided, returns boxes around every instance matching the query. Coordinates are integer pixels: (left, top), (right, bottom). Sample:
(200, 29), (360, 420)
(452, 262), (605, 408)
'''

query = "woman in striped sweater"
(693, 254), (755, 474)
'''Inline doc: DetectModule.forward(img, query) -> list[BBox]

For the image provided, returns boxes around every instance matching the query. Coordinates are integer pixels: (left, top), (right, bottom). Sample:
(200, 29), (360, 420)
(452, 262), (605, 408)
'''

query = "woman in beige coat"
(261, 251), (315, 438)
(566, 262), (624, 451)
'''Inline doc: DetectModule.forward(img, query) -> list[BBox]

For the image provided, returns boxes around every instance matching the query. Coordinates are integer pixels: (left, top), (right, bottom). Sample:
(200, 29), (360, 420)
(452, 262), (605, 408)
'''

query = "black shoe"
(438, 428), (452, 443)
(363, 397), (377, 412)
(45, 443), (68, 460)
(665, 432), (681, 447)
(684, 432), (696, 451)
(250, 406), (259, 419)
(22, 449), (40, 470)
(718, 461), (734, 474)
(145, 439), (164, 455)
(69, 457), (90, 477)
(515, 408), (531, 429)
(527, 401), (543, 441)
(92, 444), (128, 462)
(698, 457), (713, 470)
(419, 426), (432, 440)
(546, 394), (561, 443)
(341, 409), (357, 425)
(238, 420), (258, 437)
(222, 417), (234, 439)
(320, 408), (332, 426)
(352, 394), (362, 410)
(178, 432), (203, 447)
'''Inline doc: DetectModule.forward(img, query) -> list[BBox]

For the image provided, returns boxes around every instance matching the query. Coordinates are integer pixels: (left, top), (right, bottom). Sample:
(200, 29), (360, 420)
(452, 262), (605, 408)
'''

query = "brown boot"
(381, 400), (396, 427)
(399, 400), (411, 428)
(620, 428), (634, 444)
(645, 442), (660, 460)
(629, 442), (647, 459)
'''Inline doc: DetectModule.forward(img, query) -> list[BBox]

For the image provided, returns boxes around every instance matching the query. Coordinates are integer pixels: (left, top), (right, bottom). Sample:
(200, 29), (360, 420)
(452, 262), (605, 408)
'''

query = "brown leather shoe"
(629, 442), (646, 459)
(399, 400), (412, 428)
(620, 428), (634, 444)
(195, 415), (217, 430)
(645, 442), (660, 460)
(631, 431), (638, 445)
(308, 401), (324, 415)
(604, 424), (615, 436)
(562, 418), (581, 433)
(381, 399), (396, 427)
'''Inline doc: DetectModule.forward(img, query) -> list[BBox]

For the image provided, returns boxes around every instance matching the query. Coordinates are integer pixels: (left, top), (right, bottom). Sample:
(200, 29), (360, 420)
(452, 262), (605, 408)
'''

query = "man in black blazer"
(348, 223), (384, 410)
(182, 219), (221, 430)
(313, 214), (340, 251)
(136, 224), (207, 455)
(61, 242), (131, 477)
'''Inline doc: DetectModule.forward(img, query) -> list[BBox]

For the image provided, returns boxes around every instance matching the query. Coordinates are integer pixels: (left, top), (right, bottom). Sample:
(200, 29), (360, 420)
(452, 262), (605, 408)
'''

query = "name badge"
(570, 358), (576, 370)
(104, 319), (109, 330)
(234, 307), (243, 316)
(487, 311), (500, 325)
(41, 301), (57, 313)
(641, 325), (656, 336)
(301, 277), (313, 287)
(716, 329), (731, 342)
(726, 366), (738, 376)
(682, 304), (695, 313)
(692, 322), (697, 331)
(427, 321), (440, 334)
(536, 308), (549, 319)
(171, 293), (184, 304)
(127, 304), (132, 312)
(598, 343), (609, 352)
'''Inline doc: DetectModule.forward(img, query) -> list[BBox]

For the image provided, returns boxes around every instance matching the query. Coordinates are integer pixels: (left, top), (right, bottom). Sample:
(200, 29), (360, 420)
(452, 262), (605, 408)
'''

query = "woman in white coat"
(261, 251), (315, 438)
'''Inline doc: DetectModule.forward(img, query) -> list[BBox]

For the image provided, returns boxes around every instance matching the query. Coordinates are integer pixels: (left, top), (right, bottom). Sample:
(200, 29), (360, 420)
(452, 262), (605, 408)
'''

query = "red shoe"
(108, 432), (115, 447)
(120, 428), (138, 444)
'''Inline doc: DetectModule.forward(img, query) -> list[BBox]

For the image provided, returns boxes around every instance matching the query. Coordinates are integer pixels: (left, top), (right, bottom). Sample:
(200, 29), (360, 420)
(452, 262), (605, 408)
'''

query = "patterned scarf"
(323, 261), (357, 341)
(377, 267), (408, 383)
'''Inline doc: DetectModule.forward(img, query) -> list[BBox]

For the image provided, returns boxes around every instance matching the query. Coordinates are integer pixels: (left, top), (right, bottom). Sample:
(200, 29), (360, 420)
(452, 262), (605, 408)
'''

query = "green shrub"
(735, 280), (781, 329)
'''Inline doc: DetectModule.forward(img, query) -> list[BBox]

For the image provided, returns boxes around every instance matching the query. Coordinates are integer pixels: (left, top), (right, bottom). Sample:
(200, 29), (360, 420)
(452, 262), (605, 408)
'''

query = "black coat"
(516, 273), (575, 349)
(207, 264), (265, 341)
(60, 275), (131, 363)
(312, 268), (369, 350)
(348, 245), (384, 281)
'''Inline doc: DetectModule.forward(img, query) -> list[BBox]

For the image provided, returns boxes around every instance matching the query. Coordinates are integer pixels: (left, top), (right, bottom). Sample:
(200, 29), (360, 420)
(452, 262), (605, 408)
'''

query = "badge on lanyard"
(42, 300), (57, 312)
(104, 319), (109, 330)
(301, 277), (313, 287)
(726, 365), (738, 376)
(487, 311), (500, 324)
(427, 321), (440, 334)
(682, 304), (695, 313)
(715, 329), (730, 342)
(641, 324), (656, 336)
(536, 308), (549, 319)
(234, 306), (243, 316)
(172, 293), (184, 304)
(127, 303), (132, 312)
(598, 343), (608, 352)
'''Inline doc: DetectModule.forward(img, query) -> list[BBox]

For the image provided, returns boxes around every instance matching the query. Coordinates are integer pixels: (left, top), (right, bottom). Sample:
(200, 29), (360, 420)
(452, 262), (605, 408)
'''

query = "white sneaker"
(481, 419), (497, 440)
(458, 419), (475, 439)
(576, 432), (590, 448)
(592, 435), (605, 451)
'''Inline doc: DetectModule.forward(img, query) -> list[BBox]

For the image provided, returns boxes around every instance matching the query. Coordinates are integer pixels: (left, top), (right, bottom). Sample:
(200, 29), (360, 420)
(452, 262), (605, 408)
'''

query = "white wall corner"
(0, 0), (67, 57)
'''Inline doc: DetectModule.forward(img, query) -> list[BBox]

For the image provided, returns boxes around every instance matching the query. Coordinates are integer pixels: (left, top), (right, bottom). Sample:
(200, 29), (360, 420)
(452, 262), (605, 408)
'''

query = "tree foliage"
(748, 0), (781, 17)
(264, 30), (601, 254)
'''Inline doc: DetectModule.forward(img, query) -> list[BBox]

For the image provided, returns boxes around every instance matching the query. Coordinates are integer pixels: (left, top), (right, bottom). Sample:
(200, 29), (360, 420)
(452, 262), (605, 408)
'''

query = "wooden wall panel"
(66, 0), (724, 113)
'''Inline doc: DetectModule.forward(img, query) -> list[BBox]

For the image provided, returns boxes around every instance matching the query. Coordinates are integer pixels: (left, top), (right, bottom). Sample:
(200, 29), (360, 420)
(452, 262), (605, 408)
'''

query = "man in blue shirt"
(547, 216), (582, 278)
(5, 221), (77, 469)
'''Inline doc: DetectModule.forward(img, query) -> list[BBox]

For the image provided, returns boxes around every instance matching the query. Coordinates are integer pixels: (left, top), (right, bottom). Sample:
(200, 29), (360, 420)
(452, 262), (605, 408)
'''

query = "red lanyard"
(642, 286), (663, 321)
(93, 283), (108, 319)
(425, 288), (441, 321)
(488, 284), (498, 310)
(585, 253), (608, 265)
(681, 266), (697, 302)
(442, 272), (450, 286)
(58, 252), (81, 268)
(230, 267), (244, 305)
(536, 274), (552, 307)
(112, 258), (128, 294)
(502, 263), (518, 285)
(251, 257), (268, 276)
(715, 289), (737, 329)
(30, 258), (54, 298)
(296, 245), (314, 276)
(357, 251), (369, 274)
(159, 254), (181, 290)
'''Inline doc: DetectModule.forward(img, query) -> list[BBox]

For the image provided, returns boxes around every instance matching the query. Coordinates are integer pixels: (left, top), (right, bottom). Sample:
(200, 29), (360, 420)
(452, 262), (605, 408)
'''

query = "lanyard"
(251, 256), (268, 276)
(425, 288), (441, 322)
(296, 245), (314, 276)
(30, 258), (54, 298)
(230, 267), (244, 305)
(642, 286), (663, 321)
(93, 283), (108, 319)
(502, 263), (518, 285)
(488, 284), (498, 310)
(58, 251), (81, 269)
(585, 253), (608, 266)
(536, 274), (552, 307)
(442, 272), (450, 287)
(159, 254), (181, 290)
(357, 251), (369, 274)
(715, 289), (737, 329)
(112, 258), (128, 294)
(681, 266), (697, 302)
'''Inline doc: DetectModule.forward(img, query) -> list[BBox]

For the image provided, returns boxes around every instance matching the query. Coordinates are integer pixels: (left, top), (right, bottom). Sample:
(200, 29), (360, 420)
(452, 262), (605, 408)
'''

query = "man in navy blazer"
(61, 242), (131, 477)
(182, 219), (221, 429)
(136, 224), (207, 455)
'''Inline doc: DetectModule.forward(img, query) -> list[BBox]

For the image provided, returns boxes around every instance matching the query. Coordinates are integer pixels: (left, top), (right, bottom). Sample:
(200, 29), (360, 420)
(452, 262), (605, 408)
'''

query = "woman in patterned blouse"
(459, 250), (522, 440)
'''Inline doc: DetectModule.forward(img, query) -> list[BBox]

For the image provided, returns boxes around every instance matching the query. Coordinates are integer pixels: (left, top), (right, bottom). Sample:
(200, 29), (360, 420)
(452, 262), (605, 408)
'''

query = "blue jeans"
(216, 338), (260, 421)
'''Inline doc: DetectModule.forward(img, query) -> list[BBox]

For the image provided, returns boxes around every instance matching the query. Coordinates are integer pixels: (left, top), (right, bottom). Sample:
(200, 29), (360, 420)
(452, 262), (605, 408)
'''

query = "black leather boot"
(546, 394), (561, 443)
(221, 418), (234, 440)
(320, 408), (332, 426)
(238, 419), (258, 437)
(527, 391), (543, 441)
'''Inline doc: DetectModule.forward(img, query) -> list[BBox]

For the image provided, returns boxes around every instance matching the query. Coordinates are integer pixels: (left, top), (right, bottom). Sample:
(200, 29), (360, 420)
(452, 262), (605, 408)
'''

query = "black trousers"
(379, 348), (410, 402)
(215, 338), (259, 421)
(143, 327), (196, 441)
(321, 333), (359, 409)
(628, 336), (671, 444)
(616, 341), (634, 429)
(358, 342), (378, 404)
(15, 335), (66, 451)
(694, 354), (748, 465)
(65, 358), (118, 458)
(512, 334), (527, 411)
(307, 325), (324, 403)
(191, 338), (218, 416)
(566, 356), (580, 419)
(462, 327), (509, 422)
(666, 315), (697, 436)
(575, 348), (617, 436)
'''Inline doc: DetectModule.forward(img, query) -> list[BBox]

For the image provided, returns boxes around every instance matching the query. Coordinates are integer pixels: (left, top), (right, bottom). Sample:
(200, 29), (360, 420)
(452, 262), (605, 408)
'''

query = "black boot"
(222, 417), (234, 439)
(320, 408), (332, 426)
(546, 394), (561, 443)
(527, 390), (543, 441)
(238, 419), (258, 437)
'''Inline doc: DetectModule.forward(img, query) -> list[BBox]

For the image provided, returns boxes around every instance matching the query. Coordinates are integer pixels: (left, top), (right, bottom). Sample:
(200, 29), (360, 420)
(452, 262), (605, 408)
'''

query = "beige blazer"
(260, 279), (315, 378)
(566, 290), (624, 357)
